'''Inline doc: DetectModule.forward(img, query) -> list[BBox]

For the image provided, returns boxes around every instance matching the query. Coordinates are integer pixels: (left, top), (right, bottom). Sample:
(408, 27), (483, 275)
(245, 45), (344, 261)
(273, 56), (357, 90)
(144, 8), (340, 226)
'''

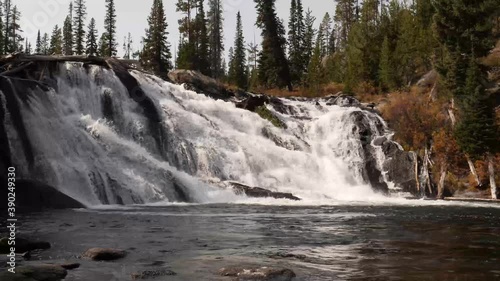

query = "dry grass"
(252, 83), (345, 98)
(482, 40), (500, 67)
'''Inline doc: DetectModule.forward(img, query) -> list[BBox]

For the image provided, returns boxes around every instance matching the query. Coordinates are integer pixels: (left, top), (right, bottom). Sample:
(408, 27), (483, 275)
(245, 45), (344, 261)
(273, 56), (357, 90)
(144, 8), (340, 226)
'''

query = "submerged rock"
(131, 269), (177, 280)
(229, 182), (301, 201)
(0, 237), (50, 254)
(255, 106), (287, 129)
(218, 266), (296, 281)
(59, 263), (80, 270)
(0, 264), (67, 281)
(82, 248), (127, 261)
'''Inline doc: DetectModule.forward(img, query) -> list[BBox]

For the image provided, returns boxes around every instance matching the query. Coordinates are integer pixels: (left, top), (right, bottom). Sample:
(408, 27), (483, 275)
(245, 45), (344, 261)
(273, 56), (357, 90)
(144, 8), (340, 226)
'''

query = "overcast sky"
(17, 0), (335, 59)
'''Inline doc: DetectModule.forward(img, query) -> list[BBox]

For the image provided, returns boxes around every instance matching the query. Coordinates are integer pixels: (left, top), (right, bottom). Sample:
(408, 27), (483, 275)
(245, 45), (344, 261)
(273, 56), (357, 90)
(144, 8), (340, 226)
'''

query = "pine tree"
(62, 2), (74, 55)
(435, 0), (498, 192)
(123, 32), (133, 59)
(247, 41), (259, 71)
(7, 5), (22, 53)
(98, 32), (108, 56)
(25, 39), (32, 55)
(35, 30), (42, 54)
(207, 0), (224, 78)
(288, 0), (305, 85)
(434, 0), (497, 97)
(307, 42), (323, 92)
(41, 32), (49, 55)
(73, 0), (87, 55)
(255, 0), (293, 91)
(334, 0), (357, 50)
(394, 8), (418, 87)
(104, 0), (117, 57)
(343, 0), (383, 89)
(228, 12), (247, 89)
(303, 9), (316, 70)
(49, 25), (63, 54)
(176, 0), (196, 69)
(317, 13), (333, 57)
(141, 0), (173, 77)
(379, 36), (394, 90)
(86, 18), (98, 56)
(227, 46), (234, 82)
(3, 0), (11, 53)
(454, 57), (499, 198)
(194, 0), (210, 75)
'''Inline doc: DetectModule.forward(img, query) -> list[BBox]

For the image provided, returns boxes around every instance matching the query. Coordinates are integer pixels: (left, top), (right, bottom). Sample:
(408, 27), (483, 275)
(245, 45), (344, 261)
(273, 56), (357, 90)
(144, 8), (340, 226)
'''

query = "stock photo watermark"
(6, 167), (17, 274)
(21, 0), (71, 39)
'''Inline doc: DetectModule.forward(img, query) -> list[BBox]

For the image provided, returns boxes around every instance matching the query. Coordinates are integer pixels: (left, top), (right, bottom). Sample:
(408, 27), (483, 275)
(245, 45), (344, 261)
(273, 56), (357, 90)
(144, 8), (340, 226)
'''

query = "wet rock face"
(168, 69), (234, 100)
(382, 140), (419, 195)
(10, 180), (85, 211)
(349, 111), (389, 194)
(218, 266), (296, 281)
(229, 182), (301, 201)
(349, 110), (419, 195)
(82, 248), (127, 261)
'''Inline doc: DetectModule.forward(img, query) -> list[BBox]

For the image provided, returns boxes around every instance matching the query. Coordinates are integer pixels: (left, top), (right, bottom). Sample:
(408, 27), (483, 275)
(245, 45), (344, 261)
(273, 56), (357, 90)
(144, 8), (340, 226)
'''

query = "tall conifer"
(73, 0), (87, 55)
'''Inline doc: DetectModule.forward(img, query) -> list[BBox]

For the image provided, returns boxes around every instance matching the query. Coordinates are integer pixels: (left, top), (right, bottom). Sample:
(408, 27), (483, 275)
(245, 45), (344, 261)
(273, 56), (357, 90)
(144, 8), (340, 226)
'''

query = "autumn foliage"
(381, 88), (444, 151)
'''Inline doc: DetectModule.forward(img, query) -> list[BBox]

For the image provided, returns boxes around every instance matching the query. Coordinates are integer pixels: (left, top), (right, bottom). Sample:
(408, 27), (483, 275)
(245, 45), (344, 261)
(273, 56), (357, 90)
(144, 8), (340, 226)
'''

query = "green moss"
(255, 106), (287, 129)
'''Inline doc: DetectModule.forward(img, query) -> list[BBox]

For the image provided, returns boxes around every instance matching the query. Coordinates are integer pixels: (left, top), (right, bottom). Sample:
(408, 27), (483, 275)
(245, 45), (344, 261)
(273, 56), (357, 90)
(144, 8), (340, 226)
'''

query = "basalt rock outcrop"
(168, 69), (234, 100)
(229, 182), (301, 201)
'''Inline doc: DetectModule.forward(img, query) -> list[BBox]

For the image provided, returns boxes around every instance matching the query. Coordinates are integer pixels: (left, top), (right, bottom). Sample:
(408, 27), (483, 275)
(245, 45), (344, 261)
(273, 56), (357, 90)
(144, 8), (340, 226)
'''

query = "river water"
(12, 201), (500, 281)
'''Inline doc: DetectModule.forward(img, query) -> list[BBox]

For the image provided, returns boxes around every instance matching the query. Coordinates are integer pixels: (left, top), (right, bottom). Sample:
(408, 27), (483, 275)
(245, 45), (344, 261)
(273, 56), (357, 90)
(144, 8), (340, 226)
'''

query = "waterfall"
(0, 63), (405, 205)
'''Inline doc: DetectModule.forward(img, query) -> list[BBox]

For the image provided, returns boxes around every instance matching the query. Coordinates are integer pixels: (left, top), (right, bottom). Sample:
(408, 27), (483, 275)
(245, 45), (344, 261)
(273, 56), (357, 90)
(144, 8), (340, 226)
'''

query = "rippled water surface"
(11, 203), (500, 280)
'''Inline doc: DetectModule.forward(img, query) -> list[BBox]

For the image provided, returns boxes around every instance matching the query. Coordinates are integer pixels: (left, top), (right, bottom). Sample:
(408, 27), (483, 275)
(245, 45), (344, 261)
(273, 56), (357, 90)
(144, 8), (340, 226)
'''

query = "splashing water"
(1, 63), (398, 205)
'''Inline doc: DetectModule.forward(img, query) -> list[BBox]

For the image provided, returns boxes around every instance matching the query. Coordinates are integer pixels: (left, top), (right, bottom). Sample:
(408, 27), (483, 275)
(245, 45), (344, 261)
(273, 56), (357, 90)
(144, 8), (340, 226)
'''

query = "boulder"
(0, 237), (50, 254)
(383, 146), (419, 195)
(82, 248), (127, 261)
(59, 263), (80, 270)
(235, 95), (268, 112)
(229, 182), (300, 201)
(8, 180), (85, 211)
(168, 69), (234, 100)
(131, 269), (177, 280)
(0, 264), (67, 281)
(350, 111), (389, 194)
(218, 266), (296, 281)
(255, 106), (287, 129)
(325, 94), (361, 107)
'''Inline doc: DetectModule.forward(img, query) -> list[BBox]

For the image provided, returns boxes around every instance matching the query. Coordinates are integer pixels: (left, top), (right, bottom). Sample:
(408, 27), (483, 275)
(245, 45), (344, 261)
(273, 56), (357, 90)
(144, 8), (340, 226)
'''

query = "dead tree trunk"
(437, 161), (447, 199)
(488, 153), (498, 199)
(466, 156), (482, 187)
(413, 151), (421, 195)
(422, 146), (434, 196)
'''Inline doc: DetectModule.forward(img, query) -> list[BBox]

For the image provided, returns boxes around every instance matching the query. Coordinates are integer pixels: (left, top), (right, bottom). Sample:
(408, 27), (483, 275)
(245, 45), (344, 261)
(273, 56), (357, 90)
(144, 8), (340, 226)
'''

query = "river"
(12, 200), (500, 280)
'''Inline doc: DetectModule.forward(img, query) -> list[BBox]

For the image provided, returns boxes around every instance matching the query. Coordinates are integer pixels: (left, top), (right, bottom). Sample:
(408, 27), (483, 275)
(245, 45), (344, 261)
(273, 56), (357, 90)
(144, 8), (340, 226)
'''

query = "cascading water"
(0, 62), (406, 206)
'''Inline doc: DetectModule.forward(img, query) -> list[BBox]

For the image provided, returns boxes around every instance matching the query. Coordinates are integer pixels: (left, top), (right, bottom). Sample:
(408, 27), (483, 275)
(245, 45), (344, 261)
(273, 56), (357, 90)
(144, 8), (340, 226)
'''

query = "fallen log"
(0, 54), (108, 66)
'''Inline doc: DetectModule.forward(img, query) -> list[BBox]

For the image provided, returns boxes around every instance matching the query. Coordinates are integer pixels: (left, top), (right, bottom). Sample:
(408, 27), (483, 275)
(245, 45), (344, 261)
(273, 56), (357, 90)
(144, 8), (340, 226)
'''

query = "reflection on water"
(8, 204), (500, 280)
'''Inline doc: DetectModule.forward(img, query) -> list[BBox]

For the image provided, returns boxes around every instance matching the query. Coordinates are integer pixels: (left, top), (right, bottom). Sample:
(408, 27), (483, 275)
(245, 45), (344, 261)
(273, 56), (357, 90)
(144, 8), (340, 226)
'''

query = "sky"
(17, 0), (335, 59)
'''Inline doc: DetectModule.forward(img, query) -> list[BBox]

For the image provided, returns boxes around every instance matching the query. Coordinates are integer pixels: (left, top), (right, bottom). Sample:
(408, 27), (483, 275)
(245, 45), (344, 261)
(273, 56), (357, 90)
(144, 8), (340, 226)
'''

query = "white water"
(2, 63), (397, 205)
